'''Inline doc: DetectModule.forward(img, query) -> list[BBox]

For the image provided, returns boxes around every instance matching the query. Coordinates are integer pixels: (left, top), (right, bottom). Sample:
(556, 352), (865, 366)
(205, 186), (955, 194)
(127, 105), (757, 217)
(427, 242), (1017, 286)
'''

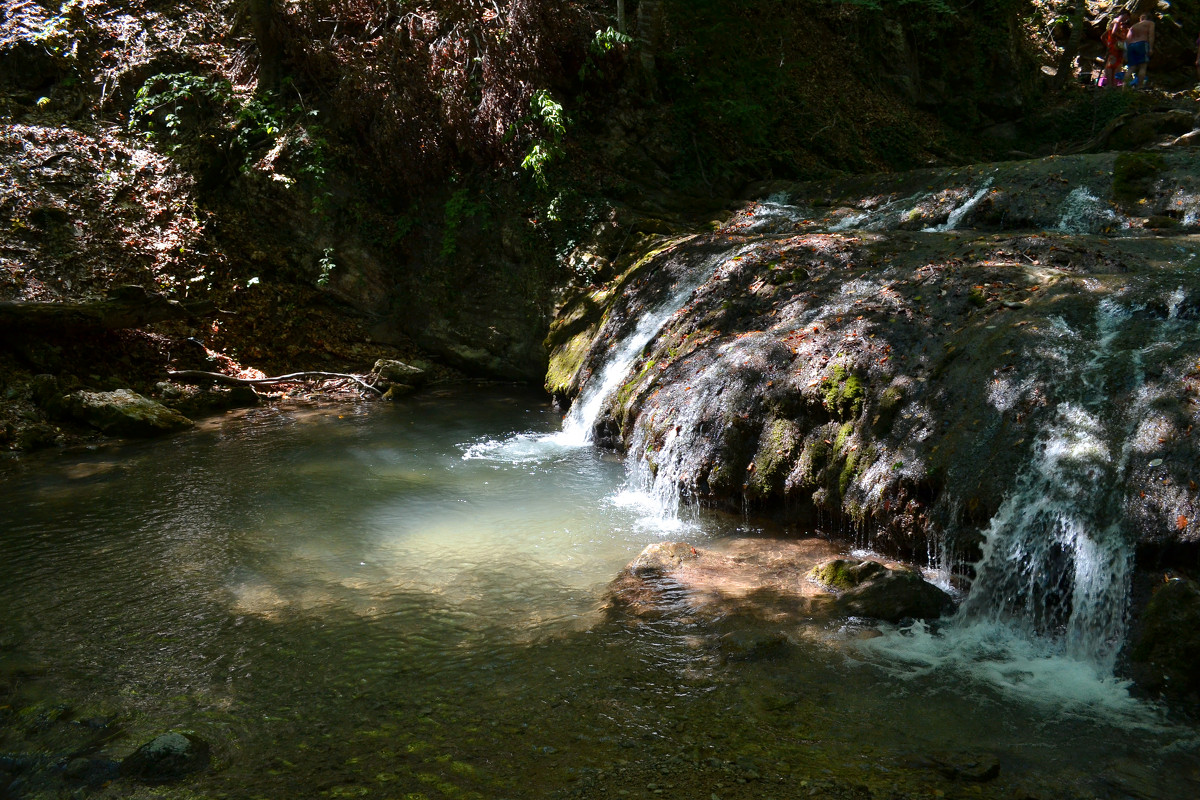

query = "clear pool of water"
(1, 386), (1197, 799)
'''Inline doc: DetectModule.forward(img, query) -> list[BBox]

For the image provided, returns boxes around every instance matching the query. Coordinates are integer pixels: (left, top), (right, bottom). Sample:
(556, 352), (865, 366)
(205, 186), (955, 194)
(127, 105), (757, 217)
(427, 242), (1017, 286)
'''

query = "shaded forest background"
(2, 0), (1199, 447)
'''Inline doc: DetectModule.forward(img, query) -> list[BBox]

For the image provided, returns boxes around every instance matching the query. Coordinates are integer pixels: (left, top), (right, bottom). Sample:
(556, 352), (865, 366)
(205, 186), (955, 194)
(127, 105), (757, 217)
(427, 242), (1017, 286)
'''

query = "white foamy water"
(1055, 186), (1123, 234)
(854, 620), (1159, 724)
(957, 301), (1137, 668)
(559, 260), (722, 445)
(826, 191), (924, 231)
(922, 178), (993, 232)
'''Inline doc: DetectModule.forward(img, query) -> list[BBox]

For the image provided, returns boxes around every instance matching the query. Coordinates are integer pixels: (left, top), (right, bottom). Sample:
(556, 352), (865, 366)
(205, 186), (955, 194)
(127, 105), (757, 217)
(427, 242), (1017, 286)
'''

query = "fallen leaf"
(1178, 516), (1189, 531)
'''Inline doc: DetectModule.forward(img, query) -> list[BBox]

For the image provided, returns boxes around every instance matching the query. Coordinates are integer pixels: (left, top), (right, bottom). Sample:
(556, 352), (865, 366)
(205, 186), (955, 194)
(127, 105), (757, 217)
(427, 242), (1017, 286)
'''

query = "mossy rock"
(64, 389), (193, 437)
(821, 364), (866, 419)
(809, 558), (954, 622)
(1112, 152), (1166, 208)
(1131, 578), (1200, 698)
(745, 417), (802, 500)
(873, 385), (905, 433)
(809, 559), (888, 591)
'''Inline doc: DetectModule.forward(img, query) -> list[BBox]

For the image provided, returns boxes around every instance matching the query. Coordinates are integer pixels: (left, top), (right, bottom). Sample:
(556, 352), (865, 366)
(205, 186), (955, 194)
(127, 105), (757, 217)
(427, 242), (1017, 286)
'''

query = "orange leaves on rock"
(1177, 515), (1189, 531)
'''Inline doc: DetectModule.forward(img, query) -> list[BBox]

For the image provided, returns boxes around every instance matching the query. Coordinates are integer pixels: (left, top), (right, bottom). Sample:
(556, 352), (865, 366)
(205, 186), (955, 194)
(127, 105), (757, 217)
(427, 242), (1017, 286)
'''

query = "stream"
(2, 387), (1200, 799)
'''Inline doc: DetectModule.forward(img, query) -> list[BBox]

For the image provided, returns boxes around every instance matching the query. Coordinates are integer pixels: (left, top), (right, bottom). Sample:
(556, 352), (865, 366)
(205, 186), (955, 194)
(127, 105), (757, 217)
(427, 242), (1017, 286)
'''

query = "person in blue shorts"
(1124, 13), (1155, 89)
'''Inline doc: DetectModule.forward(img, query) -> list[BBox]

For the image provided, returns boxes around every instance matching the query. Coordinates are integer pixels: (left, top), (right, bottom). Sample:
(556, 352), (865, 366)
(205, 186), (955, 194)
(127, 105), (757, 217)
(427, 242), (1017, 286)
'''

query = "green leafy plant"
(521, 90), (567, 189)
(579, 27), (632, 81)
(131, 73), (331, 191)
(316, 247), (337, 287)
(129, 72), (231, 139)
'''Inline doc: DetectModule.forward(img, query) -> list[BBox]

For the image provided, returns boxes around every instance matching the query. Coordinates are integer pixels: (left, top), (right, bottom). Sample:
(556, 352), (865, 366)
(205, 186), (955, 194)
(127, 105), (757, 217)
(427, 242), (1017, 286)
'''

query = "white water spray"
(559, 254), (725, 445)
(1055, 186), (1122, 234)
(957, 300), (1149, 668)
(922, 179), (993, 232)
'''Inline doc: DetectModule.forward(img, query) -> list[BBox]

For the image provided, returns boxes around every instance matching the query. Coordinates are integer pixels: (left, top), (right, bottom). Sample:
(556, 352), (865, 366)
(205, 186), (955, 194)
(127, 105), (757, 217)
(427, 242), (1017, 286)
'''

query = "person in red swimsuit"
(1102, 10), (1131, 88)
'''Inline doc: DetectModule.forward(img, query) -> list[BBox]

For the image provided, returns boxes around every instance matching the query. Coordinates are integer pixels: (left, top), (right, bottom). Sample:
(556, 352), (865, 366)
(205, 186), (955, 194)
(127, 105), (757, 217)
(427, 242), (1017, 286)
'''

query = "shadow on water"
(1, 387), (1199, 799)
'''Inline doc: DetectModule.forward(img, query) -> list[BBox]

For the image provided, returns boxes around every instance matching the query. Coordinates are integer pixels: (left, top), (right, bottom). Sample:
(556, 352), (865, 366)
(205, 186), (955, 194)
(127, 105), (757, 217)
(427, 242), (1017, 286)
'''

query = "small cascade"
(922, 179), (993, 232)
(625, 331), (771, 518)
(559, 250), (726, 445)
(826, 191), (923, 232)
(956, 299), (1154, 668)
(1055, 186), (1123, 234)
(737, 192), (811, 234)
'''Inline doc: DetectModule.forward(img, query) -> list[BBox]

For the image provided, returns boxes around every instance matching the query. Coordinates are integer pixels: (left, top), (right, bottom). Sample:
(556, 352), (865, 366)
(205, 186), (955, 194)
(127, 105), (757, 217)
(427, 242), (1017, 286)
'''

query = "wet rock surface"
(605, 539), (952, 628)
(555, 153), (1200, 566)
(1131, 577), (1200, 699)
(809, 558), (954, 622)
(63, 388), (194, 436)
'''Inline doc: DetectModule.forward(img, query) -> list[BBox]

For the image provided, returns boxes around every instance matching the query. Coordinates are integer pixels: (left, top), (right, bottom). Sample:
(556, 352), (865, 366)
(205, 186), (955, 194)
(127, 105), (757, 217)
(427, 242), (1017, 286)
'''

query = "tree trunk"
(1052, 5), (1087, 90)
(248, 0), (283, 95)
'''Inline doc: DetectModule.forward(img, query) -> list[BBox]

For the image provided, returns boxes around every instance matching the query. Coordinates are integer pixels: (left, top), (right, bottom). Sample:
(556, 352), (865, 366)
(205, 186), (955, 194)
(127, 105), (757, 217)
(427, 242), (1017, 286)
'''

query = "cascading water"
(464, 245), (728, 467)
(1055, 186), (1123, 234)
(559, 250), (728, 445)
(956, 300), (1143, 668)
(827, 191), (923, 232)
(922, 179), (994, 232)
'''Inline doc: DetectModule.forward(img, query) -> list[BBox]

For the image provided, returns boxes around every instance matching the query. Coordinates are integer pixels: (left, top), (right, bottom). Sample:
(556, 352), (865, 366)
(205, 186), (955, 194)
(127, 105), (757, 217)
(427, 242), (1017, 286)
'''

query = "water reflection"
(1, 388), (1198, 799)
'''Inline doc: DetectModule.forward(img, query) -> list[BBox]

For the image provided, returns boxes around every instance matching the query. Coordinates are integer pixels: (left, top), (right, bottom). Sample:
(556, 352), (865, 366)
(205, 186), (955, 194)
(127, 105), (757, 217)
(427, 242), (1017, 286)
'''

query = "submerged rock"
(64, 389), (193, 436)
(809, 558), (954, 622)
(120, 731), (210, 783)
(718, 629), (793, 662)
(628, 541), (699, 576)
(162, 384), (259, 419)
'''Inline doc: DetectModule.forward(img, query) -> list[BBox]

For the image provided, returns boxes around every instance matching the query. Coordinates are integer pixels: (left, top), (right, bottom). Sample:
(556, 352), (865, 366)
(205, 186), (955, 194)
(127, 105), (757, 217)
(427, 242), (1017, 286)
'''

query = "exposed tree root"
(166, 369), (382, 395)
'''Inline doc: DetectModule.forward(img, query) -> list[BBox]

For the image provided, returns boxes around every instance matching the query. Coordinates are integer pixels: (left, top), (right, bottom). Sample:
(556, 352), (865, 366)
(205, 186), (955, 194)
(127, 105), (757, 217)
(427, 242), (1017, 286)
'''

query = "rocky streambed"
(550, 150), (1200, 698)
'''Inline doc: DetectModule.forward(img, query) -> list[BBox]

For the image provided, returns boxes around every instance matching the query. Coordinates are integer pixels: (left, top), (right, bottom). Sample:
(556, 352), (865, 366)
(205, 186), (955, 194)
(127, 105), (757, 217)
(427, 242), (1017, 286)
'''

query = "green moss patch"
(1113, 152), (1165, 208)
(821, 364), (866, 419)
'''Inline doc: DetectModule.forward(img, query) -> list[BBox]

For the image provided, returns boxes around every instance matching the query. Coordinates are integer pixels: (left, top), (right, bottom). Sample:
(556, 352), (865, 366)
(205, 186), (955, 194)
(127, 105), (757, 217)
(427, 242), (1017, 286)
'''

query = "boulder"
(373, 358), (427, 387)
(120, 732), (210, 784)
(809, 559), (954, 622)
(1130, 577), (1200, 698)
(627, 541), (699, 577)
(64, 389), (194, 436)
(163, 385), (259, 419)
(62, 756), (120, 787)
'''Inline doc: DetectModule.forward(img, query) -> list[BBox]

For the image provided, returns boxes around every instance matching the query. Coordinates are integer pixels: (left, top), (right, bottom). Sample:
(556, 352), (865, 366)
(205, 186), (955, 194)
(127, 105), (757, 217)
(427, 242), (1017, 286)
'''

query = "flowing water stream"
(3, 387), (1200, 799)
(5, 178), (1200, 797)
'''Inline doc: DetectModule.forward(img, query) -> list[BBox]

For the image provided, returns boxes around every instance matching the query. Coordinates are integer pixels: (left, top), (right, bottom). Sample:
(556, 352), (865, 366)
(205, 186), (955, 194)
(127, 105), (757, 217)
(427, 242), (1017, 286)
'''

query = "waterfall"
(956, 299), (1154, 668)
(827, 191), (922, 232)
(922, 179), (993, 232)
(558, 250), (726, 445)
(1055, 186), (1122, 234)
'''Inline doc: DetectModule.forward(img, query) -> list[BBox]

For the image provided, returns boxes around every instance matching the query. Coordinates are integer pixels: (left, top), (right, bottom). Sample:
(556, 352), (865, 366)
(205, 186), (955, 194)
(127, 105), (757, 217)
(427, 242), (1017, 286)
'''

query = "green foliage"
(441, 187), (486, 260)
(521, 90), (567, 189)
(130, 72), (331, 192)
(31, 0), (87, 57)
(579, 27), (632, 81)
(130, 72), (229, 139)
(832, 0), (956, 13)
(316, 247), (337, 287)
